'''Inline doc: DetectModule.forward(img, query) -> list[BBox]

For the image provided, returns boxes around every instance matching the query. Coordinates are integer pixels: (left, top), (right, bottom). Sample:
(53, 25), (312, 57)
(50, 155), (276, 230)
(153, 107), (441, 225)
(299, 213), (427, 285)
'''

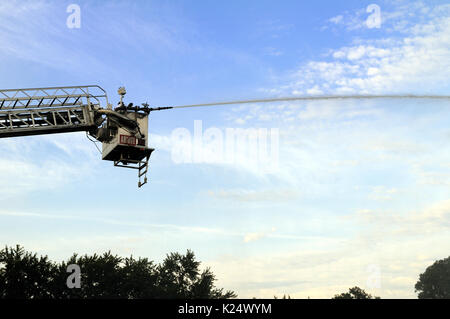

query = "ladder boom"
(0, 86), (109, 138)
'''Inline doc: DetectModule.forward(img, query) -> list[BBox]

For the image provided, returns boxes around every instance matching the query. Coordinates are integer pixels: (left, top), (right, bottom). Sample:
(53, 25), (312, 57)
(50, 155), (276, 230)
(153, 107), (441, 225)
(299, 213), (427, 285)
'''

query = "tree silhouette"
(415, 256), (450, 299)
(55, 252), (132, 299)
(332, 286), (380, 299)
(274, 294), (291, 299)
(0, 245), (236, 299)
(157, 250), (236, 299)
(0, 245), (57, 299)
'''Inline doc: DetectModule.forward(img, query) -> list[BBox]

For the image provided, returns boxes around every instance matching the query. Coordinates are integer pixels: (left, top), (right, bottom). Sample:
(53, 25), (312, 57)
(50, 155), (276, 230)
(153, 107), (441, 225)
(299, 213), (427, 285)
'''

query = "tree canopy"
(0, 245), (236, 299)
(332, 286), (380, 299)
(415, 256), (450, 299)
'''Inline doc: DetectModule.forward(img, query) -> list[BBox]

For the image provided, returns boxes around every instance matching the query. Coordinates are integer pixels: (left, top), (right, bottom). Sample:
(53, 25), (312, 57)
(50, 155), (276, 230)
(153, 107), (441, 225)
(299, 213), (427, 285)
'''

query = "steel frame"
(0, 85), (109, 138)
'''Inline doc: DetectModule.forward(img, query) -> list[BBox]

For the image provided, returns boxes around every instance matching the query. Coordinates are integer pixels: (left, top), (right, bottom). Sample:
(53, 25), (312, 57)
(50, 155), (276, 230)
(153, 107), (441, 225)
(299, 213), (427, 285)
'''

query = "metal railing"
(0, 85), (109, 138)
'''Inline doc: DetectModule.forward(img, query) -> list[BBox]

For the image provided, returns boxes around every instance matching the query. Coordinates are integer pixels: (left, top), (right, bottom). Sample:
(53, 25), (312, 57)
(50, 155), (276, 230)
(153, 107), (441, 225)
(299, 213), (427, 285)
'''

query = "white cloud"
(329, 15), (344, 25)
(0, 209), (239, 237)
(368, 186), (399, 201)
(280, 3), (450, 95)
(306, 86), (323, 95)
(353, 199), (450, 237)
(243, 228), (276, 243)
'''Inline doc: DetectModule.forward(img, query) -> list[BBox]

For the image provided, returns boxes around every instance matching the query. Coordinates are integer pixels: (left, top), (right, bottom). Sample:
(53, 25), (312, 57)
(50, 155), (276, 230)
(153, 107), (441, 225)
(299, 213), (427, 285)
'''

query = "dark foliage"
(0, 245), (236, 299)
(332, 286), (380, 299)
(415, 256), (450, 299)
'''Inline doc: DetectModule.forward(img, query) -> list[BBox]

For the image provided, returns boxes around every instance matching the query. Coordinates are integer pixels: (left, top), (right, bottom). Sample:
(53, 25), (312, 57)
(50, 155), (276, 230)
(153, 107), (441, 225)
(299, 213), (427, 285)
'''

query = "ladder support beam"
(0, 86), (108, 138)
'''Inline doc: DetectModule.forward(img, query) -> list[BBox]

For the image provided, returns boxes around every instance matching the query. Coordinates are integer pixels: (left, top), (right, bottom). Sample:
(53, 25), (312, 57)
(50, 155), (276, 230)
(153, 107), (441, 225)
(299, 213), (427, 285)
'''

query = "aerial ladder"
(0, 85), (169, 187)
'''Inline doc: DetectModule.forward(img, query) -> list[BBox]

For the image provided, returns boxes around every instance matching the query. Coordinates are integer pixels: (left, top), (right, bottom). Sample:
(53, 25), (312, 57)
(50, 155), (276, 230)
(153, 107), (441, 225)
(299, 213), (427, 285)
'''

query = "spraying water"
(167, 95), (450, 109)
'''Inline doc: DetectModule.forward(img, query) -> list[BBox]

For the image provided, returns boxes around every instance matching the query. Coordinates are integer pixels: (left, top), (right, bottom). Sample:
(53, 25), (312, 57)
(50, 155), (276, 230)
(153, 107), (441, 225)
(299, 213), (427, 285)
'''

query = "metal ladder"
(0, 85), (109, 138)
(137, 154), (150, 187)
(114, 154), (150, 188)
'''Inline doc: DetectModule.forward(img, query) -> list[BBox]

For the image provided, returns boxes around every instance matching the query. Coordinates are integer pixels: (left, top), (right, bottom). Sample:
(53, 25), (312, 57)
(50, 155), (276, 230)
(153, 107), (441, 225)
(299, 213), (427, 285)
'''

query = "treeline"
(0, 245), (236, 299)
(1, 245), (449, 299)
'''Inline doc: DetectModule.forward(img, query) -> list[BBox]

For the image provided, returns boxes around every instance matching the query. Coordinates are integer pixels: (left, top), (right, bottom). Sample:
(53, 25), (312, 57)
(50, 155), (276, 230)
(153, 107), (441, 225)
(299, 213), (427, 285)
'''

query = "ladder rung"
(139, 170), (147, 177)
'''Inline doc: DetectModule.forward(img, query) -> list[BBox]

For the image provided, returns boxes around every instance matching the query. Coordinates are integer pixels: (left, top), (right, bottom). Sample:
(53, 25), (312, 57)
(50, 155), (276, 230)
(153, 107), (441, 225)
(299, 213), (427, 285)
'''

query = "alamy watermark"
(366, 4), (381, 29)
(66, 4), (81, 29)
(66, 264), (81, 289)
(170, 120), (279, 171)
(366, 264), (381, 289)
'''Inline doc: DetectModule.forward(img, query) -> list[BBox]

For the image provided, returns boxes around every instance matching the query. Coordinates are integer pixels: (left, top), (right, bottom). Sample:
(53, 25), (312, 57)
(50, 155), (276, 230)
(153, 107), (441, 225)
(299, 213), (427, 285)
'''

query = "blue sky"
(0, 0), (450, 298)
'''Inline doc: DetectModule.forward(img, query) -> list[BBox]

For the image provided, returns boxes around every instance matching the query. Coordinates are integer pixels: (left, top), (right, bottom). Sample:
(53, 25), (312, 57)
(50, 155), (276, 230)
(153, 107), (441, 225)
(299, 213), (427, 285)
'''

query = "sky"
(0, 0), (450, 298)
